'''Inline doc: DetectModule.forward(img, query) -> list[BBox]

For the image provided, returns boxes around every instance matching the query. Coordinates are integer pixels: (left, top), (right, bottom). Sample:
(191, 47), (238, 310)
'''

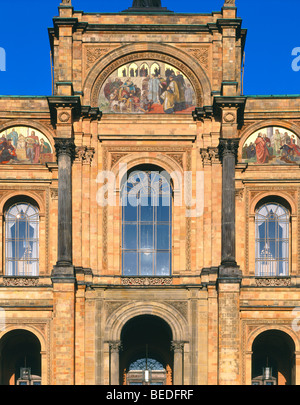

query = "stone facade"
(0, 0), (299, 385)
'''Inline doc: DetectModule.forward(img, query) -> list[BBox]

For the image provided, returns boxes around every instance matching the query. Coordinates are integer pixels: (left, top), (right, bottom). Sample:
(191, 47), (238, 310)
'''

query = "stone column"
(109, 341), (122, 385)
(171, 341), (184, 385)
(218, 138), (240, 276)
(52, 138), (76, 280)
(215, 98), (246, 385)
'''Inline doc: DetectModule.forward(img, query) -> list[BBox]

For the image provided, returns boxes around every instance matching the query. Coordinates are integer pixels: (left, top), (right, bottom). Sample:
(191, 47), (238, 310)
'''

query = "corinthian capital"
(171, 341), (184, 353)
(109, 341), (122, 353)
(218, 138), (239, 164)
(54, 138), (76, 162)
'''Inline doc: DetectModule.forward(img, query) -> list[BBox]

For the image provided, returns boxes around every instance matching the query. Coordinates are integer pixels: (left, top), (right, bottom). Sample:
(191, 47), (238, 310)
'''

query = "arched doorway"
(0, 329), (41, 385)
(120, 315), (173, 385)
(251, 330), (296, 385)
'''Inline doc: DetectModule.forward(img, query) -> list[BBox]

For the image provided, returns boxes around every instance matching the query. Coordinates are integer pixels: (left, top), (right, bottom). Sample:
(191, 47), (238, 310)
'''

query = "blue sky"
(0, 0), (299, 96)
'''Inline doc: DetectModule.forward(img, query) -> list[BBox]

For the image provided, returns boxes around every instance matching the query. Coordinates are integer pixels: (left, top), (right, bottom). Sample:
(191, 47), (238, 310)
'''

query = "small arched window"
(255, 202), (289, 277)
(121, 167), (172, 277)
(5, 202), (39, 276)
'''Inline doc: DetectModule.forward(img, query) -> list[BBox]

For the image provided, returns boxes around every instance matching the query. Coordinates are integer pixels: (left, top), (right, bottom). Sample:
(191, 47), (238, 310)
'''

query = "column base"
(51, 264), (75, 283)
(218, 264), (242, 283)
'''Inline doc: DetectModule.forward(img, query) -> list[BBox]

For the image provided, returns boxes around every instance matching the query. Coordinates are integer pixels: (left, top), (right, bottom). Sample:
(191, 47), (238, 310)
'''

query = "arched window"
(5, 202), (39, 276)
(255, 202), (289, 277)
(121, 167), (172, 276)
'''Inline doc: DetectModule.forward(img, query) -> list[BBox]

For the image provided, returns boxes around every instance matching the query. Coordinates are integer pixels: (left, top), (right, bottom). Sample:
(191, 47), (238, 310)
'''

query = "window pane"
(124, 202), (137, 222)
(140, 195), (153, 222)
(31, 240), (39, 260)
(140, 252), (153, 276)
(140, 224), (154, 249)
(123, 252), (137, 276)
(157, 196), (171, 222)
(123, 224), (137, 250)
(157, 224), (170, 250)
(156, 252), (170, 276)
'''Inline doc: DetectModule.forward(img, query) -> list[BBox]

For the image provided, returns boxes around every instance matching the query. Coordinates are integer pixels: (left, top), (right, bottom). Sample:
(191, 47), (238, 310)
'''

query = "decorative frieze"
(255, 277), (292, 287)
(3, 277), (39, 287)
(121, 277), (173, 286)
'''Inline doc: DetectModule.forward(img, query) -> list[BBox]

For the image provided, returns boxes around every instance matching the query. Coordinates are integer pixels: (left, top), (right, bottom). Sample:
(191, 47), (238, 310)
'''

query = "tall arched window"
(5, 202), (39, 276)
(255, 202), (289, 277)
(121, 167), (172, 276)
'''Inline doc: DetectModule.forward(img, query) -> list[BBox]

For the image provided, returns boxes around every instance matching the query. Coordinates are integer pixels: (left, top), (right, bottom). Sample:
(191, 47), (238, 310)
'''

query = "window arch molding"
(111, 153), (184, 196)
(0, 192), (44, 217)
(250, 192), (296, 217)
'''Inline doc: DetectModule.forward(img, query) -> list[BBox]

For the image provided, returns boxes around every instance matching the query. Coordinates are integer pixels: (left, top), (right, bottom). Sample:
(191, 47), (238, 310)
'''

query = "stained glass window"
(255, 203), (289, 277)
(121, 170), (172, 276)
(5, 202), (39, 276)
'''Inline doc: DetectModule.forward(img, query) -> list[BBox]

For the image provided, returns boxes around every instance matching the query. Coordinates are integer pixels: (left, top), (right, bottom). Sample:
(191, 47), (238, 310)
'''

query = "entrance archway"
(120, 315), (173, 385)
(0, 329), (41, 385)
(251, 329), (296, 385)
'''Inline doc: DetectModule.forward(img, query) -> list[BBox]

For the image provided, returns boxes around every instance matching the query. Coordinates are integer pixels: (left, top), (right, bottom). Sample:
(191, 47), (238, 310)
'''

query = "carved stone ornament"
(50, 188), (58, 200)
(58, 111), (71, 123)
(75, 146), (95, 165)
(171, 341), (184, 353)
(223, 111), (236, 123)
(121, 277), (173, 286)
(187, 47), (209, 71)
(224, 0), (235, 5)
(85, 47), (113, 72)
(3, 277), (39, 287)
(255, 277), (291, 287)
(200, 147), (219, 165)
(109, 341), (122, 352)
(54, 138), (76, 162)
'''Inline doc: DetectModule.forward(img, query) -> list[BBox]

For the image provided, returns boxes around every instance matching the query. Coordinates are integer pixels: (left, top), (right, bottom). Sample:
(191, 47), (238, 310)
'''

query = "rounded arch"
(246, 325), (300, 354)
(250, 192), (296, 216)
(83, 43), (212, 107)
(0, 120), (55, 152)
(111, 153), (184, 195)
(0, 192), (45, 216)
(0, 325), (46, 353)
(238, 120), (300, 161)
(105, 301), (189, 343)
(0, 327), (44, 385)
(249, 327), (297, 385)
